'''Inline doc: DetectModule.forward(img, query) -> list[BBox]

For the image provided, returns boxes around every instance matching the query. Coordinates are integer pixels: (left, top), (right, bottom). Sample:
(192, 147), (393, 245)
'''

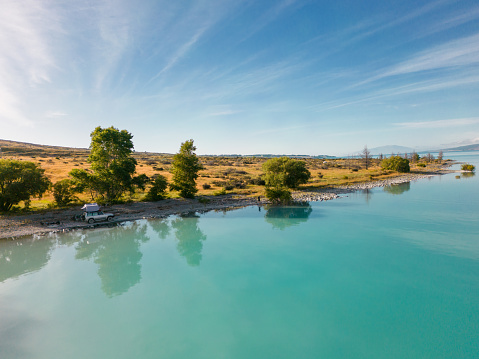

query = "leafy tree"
(69, 126), (139, 202)
(262, 157), (311, 189)
(170, 139), (203, 198)
(264, 186), (292, 204)
(144, 175), (168, 201)
(0, 159), (51, 211)
(461, 163), (475, 172)
(381, 156), (410, 173)
(53, 179), (77, 206)
(262, 157), (311, 203)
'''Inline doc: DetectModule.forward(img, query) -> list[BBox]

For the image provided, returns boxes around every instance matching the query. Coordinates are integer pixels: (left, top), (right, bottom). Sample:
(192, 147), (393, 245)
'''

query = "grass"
(0, 139), (450, 211)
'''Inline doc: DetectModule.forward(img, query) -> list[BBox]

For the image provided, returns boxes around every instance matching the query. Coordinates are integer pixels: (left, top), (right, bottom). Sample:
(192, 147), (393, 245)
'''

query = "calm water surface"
(1, 153), (478, 358)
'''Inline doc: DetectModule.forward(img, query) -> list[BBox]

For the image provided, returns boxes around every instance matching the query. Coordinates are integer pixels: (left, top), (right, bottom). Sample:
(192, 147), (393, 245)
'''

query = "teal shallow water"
(1, 154), (478, 358)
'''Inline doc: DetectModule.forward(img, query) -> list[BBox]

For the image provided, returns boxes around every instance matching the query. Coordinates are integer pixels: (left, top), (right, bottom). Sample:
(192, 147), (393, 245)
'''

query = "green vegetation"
(0, 159), (51, 211)
(262, 157), (311, 203)
(169, 139), (203, 198)
(144, 175), (168, 201)
(69, 126), (141, 203)
(53, 179), (77, 206)
(262, 157), (311, 189)
(461, 163), (475, 172)
(381, 156), (410, 173)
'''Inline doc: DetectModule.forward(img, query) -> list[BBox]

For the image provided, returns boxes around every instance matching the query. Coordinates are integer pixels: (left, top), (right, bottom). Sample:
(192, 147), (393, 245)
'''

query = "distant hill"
(0, 139), (90, 157)
(442, 143), (479, 152)
(363, 145), (416, 156)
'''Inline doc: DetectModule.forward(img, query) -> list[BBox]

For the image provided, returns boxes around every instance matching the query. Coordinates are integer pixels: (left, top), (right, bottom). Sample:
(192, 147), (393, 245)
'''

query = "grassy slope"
(0, 139), (449, 211)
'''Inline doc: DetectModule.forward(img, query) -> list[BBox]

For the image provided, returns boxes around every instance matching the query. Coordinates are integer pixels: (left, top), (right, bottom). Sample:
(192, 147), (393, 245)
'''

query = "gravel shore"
(0, 170), (453, 240)
(291, 172), (443, 202)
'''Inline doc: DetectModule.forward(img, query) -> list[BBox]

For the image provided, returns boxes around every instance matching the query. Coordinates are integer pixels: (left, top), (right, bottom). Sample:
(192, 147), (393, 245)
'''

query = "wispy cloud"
(44, 111), (68, 118)
(240, 0), (302, 41)
(148, 26), (207, 82)
(354, 32), (479, 87)
(0, 0), (60, 126)
(317, 72), (479, 111)
(394, 117), (479, 129)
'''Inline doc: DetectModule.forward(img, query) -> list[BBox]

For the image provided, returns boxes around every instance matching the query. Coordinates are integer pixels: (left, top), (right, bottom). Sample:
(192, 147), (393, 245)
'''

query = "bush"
(381, 156), (410, 173)
(213, 188), (226, 196)
(53, 179), (77, 206)
(202, 183), (211, 189)
(197, 197), (211, 204)
(264, 187), (292, 204)
(417, 163), (426, 168)
(144, 175), (168, 201)
(461, 164), (475, 172)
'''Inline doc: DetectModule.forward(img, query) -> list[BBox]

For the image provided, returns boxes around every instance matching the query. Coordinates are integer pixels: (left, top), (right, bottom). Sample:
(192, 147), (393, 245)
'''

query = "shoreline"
(0, 169), (456, 240)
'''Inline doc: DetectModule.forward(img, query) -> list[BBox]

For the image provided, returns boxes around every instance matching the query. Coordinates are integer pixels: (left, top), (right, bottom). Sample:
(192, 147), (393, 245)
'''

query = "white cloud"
(45, 111), (68, 118)
(0, 0), (61, 126)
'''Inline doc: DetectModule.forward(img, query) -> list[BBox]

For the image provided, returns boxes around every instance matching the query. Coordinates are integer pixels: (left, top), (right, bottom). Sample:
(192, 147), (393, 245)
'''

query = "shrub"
(461, 164), (475, 172)
(144, 175), (168, 201)
(417, 163), (426, 168)
(264, 187), (292, 204)
(202, 183), (211, 189)
(197, 197), (211, 204)
(213, 188), (226, 196)
(53, 179), (77, 206)
(381, 156), (410, 173)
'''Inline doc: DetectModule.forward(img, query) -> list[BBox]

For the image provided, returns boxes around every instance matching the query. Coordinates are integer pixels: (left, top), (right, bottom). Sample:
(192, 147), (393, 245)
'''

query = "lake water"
(1, 153), (478, 358)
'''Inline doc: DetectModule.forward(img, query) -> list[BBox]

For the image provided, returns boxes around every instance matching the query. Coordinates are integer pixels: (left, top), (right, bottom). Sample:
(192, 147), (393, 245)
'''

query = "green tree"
(53, 179), (77, 206)
(170, 139), (203, 198)
(69, 126), (139, 202)
(262, 157), (311, 189)
(381, 156), (410, 173)
(144, 175), (168, 201)
(262, 157), (311, 203)
(461, 163), (475, 172)
(0, 159), (51, 211)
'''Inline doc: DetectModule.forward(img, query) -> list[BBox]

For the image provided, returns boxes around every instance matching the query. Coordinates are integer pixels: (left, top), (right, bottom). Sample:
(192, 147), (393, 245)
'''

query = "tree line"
(0, 133), (461, 211)
(0, 126), (203, 211)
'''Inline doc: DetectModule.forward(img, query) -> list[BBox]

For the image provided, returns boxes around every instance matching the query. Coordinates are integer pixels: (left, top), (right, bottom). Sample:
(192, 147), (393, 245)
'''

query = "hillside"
(442, 143), (479, 152)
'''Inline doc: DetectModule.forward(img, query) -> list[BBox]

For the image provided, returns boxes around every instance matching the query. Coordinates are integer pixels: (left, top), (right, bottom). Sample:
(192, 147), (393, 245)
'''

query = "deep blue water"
(0, 153), (478, 358)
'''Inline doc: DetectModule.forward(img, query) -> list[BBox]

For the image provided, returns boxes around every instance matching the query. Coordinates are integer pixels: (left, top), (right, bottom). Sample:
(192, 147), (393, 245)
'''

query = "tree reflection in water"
(264, 203), (313, 230)
(383, 182), (411, 195)
(172, 213), (206, 267)
(75, 222), (149, 297)
(150, 219), (171, 240)
(0, 237), (55, 283)
(461, 172), (475, 179)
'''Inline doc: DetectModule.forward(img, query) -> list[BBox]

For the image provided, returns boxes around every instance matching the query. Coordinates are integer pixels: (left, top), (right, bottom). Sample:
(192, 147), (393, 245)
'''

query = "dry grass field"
(0, 139), (449, 211)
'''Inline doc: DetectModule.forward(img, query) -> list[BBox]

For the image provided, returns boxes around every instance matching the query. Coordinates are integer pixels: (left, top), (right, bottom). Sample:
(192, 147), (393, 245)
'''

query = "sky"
(0, 0), (478, 156)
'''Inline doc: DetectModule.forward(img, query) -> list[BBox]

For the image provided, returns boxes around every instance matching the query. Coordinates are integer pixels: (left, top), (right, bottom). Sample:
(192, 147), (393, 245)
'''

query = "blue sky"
(1, 0), (478, 155)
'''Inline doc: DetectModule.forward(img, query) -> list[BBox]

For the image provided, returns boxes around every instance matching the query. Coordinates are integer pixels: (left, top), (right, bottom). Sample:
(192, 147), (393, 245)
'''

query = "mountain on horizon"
(363, 145), (416, 156)
(442, 143), (479, 152)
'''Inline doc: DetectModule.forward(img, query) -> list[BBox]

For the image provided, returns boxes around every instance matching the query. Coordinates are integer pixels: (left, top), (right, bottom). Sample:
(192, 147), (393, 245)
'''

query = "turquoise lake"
(1, 153), (478, 358)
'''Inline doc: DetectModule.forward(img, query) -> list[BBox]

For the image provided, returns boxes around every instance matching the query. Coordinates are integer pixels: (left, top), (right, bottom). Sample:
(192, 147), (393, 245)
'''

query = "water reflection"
(0, 237), (55, 283)
(75, 222), (149, 297)
(150, 219), (171, 240)
(383, 182), (411, 195)
(461, 172), (475, 179)
(172, 213), (207, 266)
(264, 203), (313, 230)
